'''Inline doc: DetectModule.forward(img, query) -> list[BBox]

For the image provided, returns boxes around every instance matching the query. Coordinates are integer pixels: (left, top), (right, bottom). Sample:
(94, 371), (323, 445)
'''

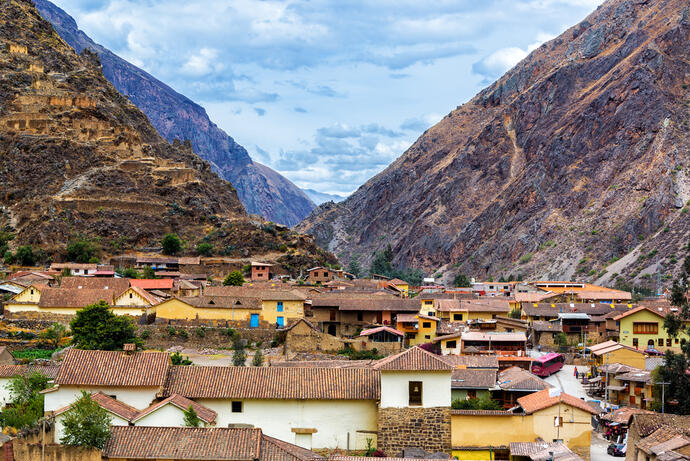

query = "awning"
(606, 385), (627, 391)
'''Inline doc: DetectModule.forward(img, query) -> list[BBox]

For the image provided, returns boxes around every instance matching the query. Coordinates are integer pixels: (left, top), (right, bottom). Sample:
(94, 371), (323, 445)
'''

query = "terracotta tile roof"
(54, 392), (140, 421)
(270, 360), (375, 368)
(59, 277), (130, 291)
(510, 441), (566, 456)
(178, 296), (262, 310)
(598, 363), (639, 374)
(310, 296), (420, 312)
(205, 286), (306, 301)
(55, 349), (169, 387)
(613, 304), (682, 321)
(262, 435), (325, 461)
(523, 303), (633, 317)
(514, 292), (558, 303)
(441, 354), (499, 369)
(38, 288), (114, 308)
(601, 407), (656, 425)
(396, 313), (419, 323)
(532, 321), (562, 332)
(436, 298), (511, 313)
(134, 394), (217, 424)
(122, 286), (161, 305)
(631, 414), (690, 438)
(50, 263), (99, 270)
(450, 409), (515, 416)
(638, 427), (690, 455)
(359, 326), (404, 337)
(102, 426), (263, 460)
(0, 365), (58, 379)
(497, 367), (551, 391)
(130, 279), (175, 290)
(451, 369), (497, 389)
(517, 388), (598, 415)
(163, 366), (380, 400)
(282, 318), (320, 333)
(388, 278), (408, 286)
(373, 346), (452, 371)
(331, 458), (447, 461)
(571, 289), (631, 301)
(615, 370), (652, 384)
(461, 331), (527, 342)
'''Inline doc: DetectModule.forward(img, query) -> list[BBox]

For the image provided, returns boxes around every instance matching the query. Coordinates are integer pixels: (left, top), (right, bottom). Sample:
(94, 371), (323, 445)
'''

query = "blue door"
(250, 314), (259, 328)
(277, 301), (284, 312)
(277, 316), (284, 327)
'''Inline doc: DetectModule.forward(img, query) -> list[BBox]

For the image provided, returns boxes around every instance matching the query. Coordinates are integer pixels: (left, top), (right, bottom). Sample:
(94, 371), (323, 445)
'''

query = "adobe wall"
(9, 442), (101, 461)
(377, 407), (451, 456)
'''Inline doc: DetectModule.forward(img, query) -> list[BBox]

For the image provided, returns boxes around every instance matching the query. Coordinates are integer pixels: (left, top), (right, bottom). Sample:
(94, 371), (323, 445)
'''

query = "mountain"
(0, 0), (334, 273)
(32, 0), (315, 227)
(298, 0), (690, 287)
(303, 189), (347, 205)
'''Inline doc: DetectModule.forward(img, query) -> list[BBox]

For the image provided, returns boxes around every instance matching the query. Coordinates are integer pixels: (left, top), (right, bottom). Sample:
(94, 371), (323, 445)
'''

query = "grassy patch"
(12, 348), (57, 360)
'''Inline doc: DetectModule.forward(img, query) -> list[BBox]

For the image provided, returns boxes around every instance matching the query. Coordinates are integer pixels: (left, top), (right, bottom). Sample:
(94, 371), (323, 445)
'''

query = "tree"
(161, 233), (182, 255)
(60, 391), (111, 449)
(70, 301), (138, 350)
(370, 245), (393, 276)
(170, 351), (192, 366)
(116, 267), (140, 279)
(508, 307), (522, 319)
(233, 337), (247, 366)
(66, 239), (98, 263)
(252, 349), (264, 367)
(142, 265), (156, 279)
(347, 256), (362, 278)
(0, 372), (49, 429)
(223, 271), (245, 286)
(14, 245), (35, 266)
(39, 323), (68, 349)
(554, 332), (568, 352)
(183, 405), (201, 427)
(197, 242), (213, 257)
(453, 273), (471, 288)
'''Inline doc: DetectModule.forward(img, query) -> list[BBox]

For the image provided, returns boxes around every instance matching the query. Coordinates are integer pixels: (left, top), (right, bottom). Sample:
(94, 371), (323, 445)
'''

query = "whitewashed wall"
(379, 371), (451, 408)
(44, 386), (159, 413)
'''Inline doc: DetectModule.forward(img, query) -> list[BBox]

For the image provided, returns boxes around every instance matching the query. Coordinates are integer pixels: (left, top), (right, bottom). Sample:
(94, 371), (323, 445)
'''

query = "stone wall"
(9, 442), (101, 461)
(137, 324), (279, 350)
(377, 407), (451, 456)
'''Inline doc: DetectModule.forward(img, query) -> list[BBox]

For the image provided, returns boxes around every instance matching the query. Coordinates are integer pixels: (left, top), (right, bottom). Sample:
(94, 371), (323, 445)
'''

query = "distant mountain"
(303, 189), (347, 205)
(298, 0), (690, 287)
(33, 0), (315, 227)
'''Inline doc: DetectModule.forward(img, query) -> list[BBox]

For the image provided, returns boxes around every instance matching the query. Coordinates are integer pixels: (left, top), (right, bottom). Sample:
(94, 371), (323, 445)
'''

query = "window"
(424, 335), (431, 339)
(422, 322), (431, 328)
(409, 381), (422, 406)
(129, 293), (133, 299)
(330, 310), (336, 321)
(453, 314), (463, 321)
(554, 416), (563, 427)
(30, 289), (34, 295)
(676, 338), (680, 344)
(277, 302), (284, 312)
(231, 401), (243, 413)
(408, 333), (417, 339)
(648, 339), (655, 347)
(633, 322), (658, 334)
(467, 390), (476, 399)
(633, 338), (639, 347)
(357, 312), (363, 322)
(446, 340), (457, 349)
(658, 338), (664, 347)
(667, 338), (672, 347)
(427, 312), (435, 317)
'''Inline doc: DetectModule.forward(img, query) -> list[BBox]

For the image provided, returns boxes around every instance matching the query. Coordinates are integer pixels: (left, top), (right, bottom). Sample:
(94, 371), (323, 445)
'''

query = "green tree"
(170, 351), (192, 366)
(370, 244), (394, 276)
(0, 372), (49, 429)
(60, 391), (111, 449)
(223, 271), (245, 286)
(252, 349), (264, 367)
(197, 242), (213, 257)
(142, 265), (156, 279)
(348, 256), (362, 278)
(116, 267), (140, 279)
(183, 405), (201, 427)
(70, 301), (138, 350)
(0, 230), (14, 258)
(61, 267), (72, 277)
(66, 239), (98, 263)
(453, 273), (471, 287)
(233, 337), (247, 366)
(554, 332), (568, 352)
(508, 307), (522, 319)
(14, 245), (35, 266)
(39, 323), (68, 349)
(161, 233), (182, 255)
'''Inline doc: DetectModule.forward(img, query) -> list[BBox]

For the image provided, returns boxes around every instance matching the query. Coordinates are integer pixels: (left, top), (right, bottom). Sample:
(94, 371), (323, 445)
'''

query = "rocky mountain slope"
(303, 189), (347, 206)
(33, 0), (315, 227)
(298, 0), (690, 287)
(0, 0), (334, 273)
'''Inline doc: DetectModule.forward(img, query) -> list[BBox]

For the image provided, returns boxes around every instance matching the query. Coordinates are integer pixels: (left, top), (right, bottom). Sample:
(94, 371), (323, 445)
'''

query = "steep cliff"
(33, 0), (315, 227)
(0, 0), (334, 273)
(298, 0), (690, 287)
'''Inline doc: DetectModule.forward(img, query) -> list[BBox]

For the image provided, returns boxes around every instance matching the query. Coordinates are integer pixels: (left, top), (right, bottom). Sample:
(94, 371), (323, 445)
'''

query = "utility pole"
(604, 351), (610, 411)
(658, 381), (670, 413)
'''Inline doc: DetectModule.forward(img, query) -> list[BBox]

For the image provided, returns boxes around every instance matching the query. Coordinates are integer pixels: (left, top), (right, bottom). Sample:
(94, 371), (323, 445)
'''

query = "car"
(607, 443), (626, 457)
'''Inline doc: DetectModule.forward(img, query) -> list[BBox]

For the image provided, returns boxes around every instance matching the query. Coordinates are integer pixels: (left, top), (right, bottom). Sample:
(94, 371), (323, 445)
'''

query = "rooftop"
(497, 367), (551, 391)
(451, 368), (497, 389)
(372, 346), (453, 371)
(517, 388), (598, 415)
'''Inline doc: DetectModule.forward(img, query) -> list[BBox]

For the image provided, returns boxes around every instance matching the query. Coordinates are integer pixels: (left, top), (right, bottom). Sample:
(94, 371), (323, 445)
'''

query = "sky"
(51, 0), (603, 197)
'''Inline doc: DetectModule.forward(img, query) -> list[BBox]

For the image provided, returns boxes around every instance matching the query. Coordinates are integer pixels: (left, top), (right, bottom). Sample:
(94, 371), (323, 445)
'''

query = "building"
(0, 364), (58, 407)
(627, 414), (690, 461)
(359, 326), (404, 343)
(101, 426), (324, 461)
(0, 347), (15, 366)
(153, 296), (263, 325)
(49, 263), (114, 276)
(435, 298), (511, 322)
(460, 332), (528, 356)
(388, 278), (410, 296)
(607, 369), (654, 410)
(633, 426), (690, 461)
(451, 388), (597, 460)
(205, 286), (306, 326)
(589, 341), (648, 370)
(615, 305), (689, 352)
(451, 368), (496, 401)
(493, 367), (551, 409)
(251, 262), (273, 281)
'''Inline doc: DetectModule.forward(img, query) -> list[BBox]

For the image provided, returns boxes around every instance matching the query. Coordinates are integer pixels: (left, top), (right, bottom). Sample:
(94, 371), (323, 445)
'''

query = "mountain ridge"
(298, 0), (690, 288)
(32, 0), (315, 227)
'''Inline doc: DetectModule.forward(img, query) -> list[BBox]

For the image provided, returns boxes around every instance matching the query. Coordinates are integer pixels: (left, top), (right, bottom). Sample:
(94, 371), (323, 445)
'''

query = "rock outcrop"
(0, 0), (334, 273)
(33, 0), (315, 227)
(298, 0), (690, 286)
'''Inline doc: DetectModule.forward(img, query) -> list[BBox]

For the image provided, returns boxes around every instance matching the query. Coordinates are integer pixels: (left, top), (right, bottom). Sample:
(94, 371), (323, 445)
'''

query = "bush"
(117, 267), (140, 279)
(197, 242), (213, 257)
(183, 406), (201, 427)
(140, 329), (150, 340)
(14, 245), (36, 266)
(178, 329), (189, 340)
(195, 327), (206, 338)
(223, 328), (236, 338)
(519, 253), (533, 264)
(223, 271), (245, 286)
(170, 351), (192, 366)
(167, 326), (177, 337)
(252, 349), (264, 367)
(66, 239), (98, 263)
(453, 273), (471, 288)
(337, 348), (383, 360)
(0, 372), (50, 429)
(451, 397), (501, 410)
(161, 233), (182, 255)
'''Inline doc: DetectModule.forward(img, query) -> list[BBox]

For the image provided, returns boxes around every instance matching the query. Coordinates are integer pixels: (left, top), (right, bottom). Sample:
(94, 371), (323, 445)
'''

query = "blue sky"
(51, 0), (602, 196)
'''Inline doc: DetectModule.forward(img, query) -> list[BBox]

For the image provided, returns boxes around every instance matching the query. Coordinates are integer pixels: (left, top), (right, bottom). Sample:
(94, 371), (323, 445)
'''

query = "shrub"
(183, 406), (201, 427)
(66, 239), (98, 263)
(453, 273), (471, 288)
(197, 242), (213, 257)
(167, 326), (177, 337)
(178, 329), (189, 340)
(252, 349), (264, 367)
(70, 301), (138, 350)
(170, 351), (192, 366)
(223, 271), (245, 286)
(14, 245), (36, 266)
(195, 327), (206, 338)
(519, 253), (533, 264)
(140, 329), (150, 340)
(161, 233), (182, 255)
(0, 372), (50, 429)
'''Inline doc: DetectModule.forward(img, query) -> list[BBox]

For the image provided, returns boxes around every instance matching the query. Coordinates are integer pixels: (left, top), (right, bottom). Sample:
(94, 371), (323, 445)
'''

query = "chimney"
(123, 343), (136, 355)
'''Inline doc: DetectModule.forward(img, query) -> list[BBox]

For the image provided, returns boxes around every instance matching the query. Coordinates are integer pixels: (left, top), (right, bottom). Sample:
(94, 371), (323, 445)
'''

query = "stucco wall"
(195, 398), (378, 450)
(134, 402), (211, 428)
(44, 386), (159, 413)
(451, 413), (532, 448)
(379, 371), (451, 408)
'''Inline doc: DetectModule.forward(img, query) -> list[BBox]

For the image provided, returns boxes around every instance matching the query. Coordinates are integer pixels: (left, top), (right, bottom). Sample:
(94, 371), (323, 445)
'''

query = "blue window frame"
(277, 316), (284, 327)
(250, 314), (259, 328)
(277, 301), (284, 312)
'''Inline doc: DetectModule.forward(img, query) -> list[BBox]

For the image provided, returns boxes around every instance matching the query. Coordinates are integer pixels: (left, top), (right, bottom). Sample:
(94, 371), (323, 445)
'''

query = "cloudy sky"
(51, 0), (602, 197)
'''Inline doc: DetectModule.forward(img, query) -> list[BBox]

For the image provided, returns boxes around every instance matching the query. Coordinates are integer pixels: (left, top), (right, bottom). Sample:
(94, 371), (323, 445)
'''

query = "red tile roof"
(38, 288), (114, 308)
(54, 392), (140, 421)
(163, 366), (380, 400)
(129, 279), (174, 290)
(517, 388), (598, 415)
(134, 394), (217, 424)
(372, 346), (452, 371)
(359, 326), (404, 337)
(55, 349), (169, 387)
(60, 277), (130, 291)
(0, 365), (58, 379)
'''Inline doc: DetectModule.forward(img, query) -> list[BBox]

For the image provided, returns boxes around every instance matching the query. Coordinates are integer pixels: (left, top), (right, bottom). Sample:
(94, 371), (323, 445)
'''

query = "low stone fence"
(137, 324), (280, 350)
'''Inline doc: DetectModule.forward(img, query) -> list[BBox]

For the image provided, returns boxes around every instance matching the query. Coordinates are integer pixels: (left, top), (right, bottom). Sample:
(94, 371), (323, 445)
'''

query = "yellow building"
(435, 299), (511, 322)
(451, 389), (596, 460)
(388, 278), (409, 296)
(615, 306), (689, 352)
(589, 341), (648, 370)
(3, 284), (44, 312)
(203, 287), (306, 327)
(607, 369), (653, 409)
(153, 296), (262, 323)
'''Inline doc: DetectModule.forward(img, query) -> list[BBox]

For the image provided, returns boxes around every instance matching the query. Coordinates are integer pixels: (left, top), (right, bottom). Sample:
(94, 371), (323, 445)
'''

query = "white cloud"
(472, 33), (556, 80)
(181, 48), (221, 77)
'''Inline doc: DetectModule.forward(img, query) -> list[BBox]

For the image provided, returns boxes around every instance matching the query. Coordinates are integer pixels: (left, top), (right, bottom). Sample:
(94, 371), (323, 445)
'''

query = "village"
(0, 254), (687, 461)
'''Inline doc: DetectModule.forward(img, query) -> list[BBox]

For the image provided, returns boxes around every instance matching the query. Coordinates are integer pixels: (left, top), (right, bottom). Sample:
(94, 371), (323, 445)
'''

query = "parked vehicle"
(607, 443), (626, 457)
(530, 352), (565, 377)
